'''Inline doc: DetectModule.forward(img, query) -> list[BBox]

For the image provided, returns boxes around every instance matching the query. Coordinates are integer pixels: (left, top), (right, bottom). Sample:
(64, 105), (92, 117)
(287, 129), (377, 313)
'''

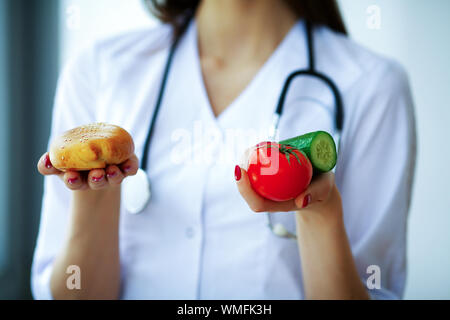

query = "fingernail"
(92, 175), (104, 182)
(68, 178), (78, 185)
(235, 165), (241, 181)
(107, 171), (117, 179)
(302, 194), (312, 208)
(44, 154), (52, 169)
(123, 166), (131, 173)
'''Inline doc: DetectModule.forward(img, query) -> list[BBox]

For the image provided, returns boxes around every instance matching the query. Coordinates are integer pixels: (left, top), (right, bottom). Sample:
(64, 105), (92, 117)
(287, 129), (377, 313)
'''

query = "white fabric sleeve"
(31, 45), (98, 299)
(336, 60), (416, 300)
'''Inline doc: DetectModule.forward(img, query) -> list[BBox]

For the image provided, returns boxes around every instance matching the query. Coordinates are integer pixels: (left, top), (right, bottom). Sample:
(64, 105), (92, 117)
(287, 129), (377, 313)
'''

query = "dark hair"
(145, 0), (347, 37)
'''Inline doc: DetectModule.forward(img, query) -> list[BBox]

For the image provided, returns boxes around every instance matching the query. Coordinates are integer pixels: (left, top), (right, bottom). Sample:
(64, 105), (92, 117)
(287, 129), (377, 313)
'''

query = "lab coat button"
(185, 227), (195, 238)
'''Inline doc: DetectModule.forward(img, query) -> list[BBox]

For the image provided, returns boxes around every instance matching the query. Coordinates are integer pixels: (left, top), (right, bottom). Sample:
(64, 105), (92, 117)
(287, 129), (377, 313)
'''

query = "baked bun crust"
(49, 123), (135, 171)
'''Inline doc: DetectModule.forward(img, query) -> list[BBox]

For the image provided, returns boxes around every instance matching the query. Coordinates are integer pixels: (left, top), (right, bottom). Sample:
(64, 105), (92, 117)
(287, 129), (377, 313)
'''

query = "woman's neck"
(195, 0), (298, 62)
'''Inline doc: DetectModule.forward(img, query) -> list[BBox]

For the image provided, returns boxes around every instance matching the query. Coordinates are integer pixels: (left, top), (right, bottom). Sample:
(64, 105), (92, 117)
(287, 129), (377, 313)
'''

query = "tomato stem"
(264, 144), (303, 166)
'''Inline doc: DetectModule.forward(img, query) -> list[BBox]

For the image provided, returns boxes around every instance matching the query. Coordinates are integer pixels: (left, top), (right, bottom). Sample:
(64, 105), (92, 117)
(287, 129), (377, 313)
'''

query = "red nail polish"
(107, 171), (117, 179)
(92, 175), (104, 182)
(44, 154), (52, 169)
(302, 194), (312, 208)
(123, 166), (131, 173)
(235, 165), (242, 181)
(68, 178), (78, 185)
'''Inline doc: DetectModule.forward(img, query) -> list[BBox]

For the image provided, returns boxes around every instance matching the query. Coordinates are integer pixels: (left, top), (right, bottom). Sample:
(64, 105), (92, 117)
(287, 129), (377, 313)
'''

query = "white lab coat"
(31, 20), (416, 299)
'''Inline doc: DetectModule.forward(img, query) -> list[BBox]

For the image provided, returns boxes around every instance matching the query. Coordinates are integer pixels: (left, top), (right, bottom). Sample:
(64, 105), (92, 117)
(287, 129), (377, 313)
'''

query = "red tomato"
(247, 142), (313, 202)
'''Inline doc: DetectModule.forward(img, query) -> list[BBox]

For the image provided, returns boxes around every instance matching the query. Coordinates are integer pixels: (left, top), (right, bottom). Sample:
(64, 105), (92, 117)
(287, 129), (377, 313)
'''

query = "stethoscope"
(123, 19), (344, 240)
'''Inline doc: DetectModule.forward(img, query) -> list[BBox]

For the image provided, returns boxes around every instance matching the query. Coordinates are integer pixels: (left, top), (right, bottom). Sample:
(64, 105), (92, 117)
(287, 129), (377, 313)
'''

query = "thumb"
(294, 172), (335, 209)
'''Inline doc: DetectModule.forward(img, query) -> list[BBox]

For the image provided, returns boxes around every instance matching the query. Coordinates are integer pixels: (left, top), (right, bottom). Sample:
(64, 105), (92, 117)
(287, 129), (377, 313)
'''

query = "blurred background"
(0, 0), (449, 299)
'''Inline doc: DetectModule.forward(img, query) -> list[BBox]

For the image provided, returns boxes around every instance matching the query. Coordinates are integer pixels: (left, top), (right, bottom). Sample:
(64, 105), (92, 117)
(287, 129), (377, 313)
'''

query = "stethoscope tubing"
(131, 18), (345, 225)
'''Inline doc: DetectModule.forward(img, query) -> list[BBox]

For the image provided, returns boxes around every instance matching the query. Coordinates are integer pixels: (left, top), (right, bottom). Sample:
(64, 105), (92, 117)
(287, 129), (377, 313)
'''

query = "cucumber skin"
(279, 131), (336, 173)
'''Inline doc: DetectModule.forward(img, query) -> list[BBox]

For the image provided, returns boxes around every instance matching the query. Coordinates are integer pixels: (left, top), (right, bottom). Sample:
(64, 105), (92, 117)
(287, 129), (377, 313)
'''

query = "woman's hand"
(235, 164), (369, 299)
(37, 152), (139, 191)
(235, 165), (342, 220)
(37, 151), (138, 299)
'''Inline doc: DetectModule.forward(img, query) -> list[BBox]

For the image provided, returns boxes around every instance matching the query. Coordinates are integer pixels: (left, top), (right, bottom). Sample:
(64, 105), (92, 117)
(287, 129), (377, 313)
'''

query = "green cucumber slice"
(279, 131), (337, 173)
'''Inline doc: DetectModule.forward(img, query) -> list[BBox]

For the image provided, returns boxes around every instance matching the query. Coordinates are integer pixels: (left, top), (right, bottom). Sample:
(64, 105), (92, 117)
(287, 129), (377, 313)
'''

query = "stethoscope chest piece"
(123, 168), (151, 214)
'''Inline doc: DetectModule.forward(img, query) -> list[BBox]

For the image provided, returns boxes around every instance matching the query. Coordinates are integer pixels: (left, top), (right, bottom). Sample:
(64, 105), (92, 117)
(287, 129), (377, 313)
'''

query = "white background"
(59, 0), (450, 299)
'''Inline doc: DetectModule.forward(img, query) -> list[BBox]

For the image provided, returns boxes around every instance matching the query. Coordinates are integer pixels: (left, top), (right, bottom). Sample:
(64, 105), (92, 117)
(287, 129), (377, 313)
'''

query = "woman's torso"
(37, 19), (414, 299)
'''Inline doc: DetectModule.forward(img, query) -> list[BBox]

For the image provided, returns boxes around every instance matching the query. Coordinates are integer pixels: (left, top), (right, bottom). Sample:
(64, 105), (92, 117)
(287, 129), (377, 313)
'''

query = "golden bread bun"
(49, 123), (135, 171)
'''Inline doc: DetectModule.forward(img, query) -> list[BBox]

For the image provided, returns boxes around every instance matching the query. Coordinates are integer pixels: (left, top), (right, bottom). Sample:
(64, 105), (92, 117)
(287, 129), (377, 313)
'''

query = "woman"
(32, 0), (416, 299)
